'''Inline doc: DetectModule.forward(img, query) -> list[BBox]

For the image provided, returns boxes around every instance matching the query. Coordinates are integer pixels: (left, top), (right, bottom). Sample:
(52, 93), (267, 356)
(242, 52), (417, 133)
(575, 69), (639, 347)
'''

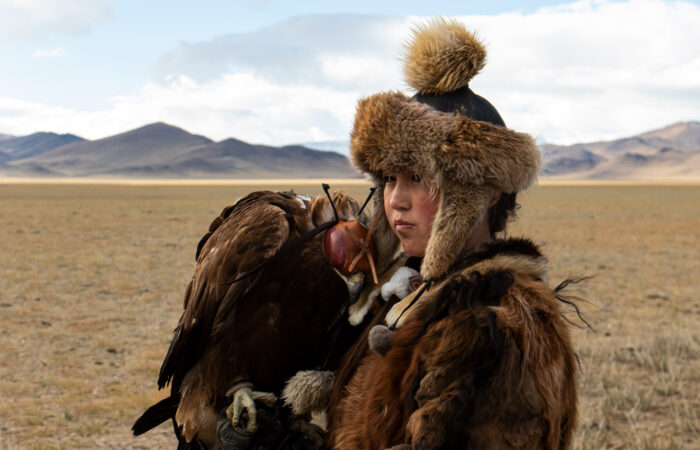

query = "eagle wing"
(158, 191), (308, 393)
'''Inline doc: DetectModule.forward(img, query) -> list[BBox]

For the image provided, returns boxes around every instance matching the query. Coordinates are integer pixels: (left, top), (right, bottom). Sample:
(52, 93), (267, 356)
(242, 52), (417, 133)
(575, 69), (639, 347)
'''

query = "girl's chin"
(401, 243), (426, 258)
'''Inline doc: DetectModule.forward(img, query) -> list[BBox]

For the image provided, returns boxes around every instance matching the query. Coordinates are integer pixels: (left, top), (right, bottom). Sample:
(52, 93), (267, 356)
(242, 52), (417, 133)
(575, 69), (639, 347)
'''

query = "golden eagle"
(132, 187), (376, 448)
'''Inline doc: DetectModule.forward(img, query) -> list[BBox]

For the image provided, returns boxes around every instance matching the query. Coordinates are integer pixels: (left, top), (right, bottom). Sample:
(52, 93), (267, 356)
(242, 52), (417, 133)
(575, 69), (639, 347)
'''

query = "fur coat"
(329, 238), (577, 449)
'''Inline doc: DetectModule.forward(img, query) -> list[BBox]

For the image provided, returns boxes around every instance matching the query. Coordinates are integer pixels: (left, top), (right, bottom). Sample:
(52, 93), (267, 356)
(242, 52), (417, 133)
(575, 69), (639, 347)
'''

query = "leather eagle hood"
(350, 19), (541, 280)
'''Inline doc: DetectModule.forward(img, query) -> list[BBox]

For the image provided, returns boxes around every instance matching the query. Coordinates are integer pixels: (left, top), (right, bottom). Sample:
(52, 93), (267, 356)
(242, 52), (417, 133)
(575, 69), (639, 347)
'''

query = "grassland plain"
(0, 181), (698, 449)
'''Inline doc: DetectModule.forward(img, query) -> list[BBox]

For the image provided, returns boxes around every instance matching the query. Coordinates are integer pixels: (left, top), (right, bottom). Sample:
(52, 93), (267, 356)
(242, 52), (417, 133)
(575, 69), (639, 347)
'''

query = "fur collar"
(450, 237), (545, 276)
(385, 238), (548, 328)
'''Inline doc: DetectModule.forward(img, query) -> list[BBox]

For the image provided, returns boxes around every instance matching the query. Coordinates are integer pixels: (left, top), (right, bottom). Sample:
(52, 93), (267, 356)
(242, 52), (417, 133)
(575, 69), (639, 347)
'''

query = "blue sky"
(1, 0), (699, 149)
(1, 1), (569, 108)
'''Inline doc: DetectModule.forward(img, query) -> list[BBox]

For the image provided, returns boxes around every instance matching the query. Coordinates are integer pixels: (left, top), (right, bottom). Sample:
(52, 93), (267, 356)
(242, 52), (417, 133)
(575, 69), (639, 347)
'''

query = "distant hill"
(540, 121), (700, 179)
(0, 132), (85, 160)
(1, 122), (358, 178)
(8, 123), (213, 176)
(301, 140), (350, 156)
(156, 139), (354, 178)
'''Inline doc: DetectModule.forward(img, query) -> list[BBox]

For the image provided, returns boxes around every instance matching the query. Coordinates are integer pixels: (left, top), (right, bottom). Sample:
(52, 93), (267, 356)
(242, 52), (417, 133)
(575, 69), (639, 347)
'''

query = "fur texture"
(282, 370), (335, 416)
(350, 92), (539, 193)
(384, 281), (432, 330)
(404, 18), (487, 95)
(386, 242), (550, 332)
(380, 266), (420, 302)
(350, 91), (540, 279)
(368, 324), (395, 356)
(330, 239), (577, 449)
(348, 253), (406, 326)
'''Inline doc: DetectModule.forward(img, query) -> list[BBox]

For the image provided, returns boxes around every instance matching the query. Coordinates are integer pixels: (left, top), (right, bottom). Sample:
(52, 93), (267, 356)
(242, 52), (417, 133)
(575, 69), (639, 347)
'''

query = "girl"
(328, 20), (578, 449)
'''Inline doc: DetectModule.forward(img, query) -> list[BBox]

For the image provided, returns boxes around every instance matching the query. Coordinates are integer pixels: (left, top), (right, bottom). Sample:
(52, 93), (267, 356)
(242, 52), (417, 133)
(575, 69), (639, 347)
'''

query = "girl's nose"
(389, 183), (410, 211)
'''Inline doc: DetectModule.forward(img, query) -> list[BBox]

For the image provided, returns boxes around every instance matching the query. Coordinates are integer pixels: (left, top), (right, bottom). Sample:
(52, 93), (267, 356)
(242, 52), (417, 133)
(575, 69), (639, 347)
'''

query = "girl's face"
(383, 172), (440, 257)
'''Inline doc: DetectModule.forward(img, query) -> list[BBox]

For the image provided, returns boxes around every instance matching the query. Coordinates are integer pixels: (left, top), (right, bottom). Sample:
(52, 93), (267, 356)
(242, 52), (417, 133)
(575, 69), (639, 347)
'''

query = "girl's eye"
(384, 175), (396, 183)
(411, 174), (421, 182)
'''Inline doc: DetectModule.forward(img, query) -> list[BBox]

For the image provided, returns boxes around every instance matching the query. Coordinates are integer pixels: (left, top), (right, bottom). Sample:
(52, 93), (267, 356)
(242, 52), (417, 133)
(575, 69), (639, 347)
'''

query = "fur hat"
(351, 19), (540, 280)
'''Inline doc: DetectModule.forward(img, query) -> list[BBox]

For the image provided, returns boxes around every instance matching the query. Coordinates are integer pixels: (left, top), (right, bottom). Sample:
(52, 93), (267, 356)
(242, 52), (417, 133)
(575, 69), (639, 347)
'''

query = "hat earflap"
(421, 183), (495, 280)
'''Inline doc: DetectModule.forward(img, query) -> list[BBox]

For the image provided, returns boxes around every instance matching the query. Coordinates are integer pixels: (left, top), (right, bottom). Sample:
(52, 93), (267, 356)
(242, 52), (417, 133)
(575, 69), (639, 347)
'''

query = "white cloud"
(32, 47), (68, 58)
(1, 1), (698, 147)
(153, 15), (407, 92)
(463, 0), (700, 143)
(319, 54), (395, 86)
(0, 0), (113, 43)
(0, 74), (360, 144)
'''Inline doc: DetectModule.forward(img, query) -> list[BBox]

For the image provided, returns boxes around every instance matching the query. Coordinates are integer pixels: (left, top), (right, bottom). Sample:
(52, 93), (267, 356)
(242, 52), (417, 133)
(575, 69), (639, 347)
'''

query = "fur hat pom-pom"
(369, 324), (395, 356)
(404, 18), (487, 95)
(282, 370), (335, 415)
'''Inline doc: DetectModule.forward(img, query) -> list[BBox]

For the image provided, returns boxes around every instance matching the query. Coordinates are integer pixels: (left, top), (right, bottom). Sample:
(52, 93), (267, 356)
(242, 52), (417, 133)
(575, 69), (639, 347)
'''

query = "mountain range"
(540, 122), (700, 179)
(0, 123), (355, 178)
(0, 121), (698, 179)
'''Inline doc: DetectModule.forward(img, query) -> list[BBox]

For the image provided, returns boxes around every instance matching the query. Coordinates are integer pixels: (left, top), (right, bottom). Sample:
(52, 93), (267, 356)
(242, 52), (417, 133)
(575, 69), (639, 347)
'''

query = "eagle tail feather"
(132, 396), (178, 436)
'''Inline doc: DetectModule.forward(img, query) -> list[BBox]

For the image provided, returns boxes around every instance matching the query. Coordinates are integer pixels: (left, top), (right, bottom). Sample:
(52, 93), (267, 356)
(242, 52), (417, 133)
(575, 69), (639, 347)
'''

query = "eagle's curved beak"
(336, 270), (366, 304)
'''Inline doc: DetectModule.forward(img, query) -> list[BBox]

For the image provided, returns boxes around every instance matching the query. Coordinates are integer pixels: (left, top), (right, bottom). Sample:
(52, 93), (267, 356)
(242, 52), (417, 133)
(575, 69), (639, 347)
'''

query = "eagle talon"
(225, 383), (278, 433)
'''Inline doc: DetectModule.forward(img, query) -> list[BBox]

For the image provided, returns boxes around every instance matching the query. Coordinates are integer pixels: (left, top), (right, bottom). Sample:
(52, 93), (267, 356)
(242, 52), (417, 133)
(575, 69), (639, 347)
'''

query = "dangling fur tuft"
(368, 324), (395, 356)
(282, 370), (335, 415)
(404, 18), (487, 95)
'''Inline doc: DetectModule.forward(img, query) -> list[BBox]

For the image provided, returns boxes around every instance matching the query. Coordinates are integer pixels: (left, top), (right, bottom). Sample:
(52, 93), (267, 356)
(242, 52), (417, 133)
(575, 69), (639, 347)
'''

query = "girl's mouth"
(394, 220), (413, 232)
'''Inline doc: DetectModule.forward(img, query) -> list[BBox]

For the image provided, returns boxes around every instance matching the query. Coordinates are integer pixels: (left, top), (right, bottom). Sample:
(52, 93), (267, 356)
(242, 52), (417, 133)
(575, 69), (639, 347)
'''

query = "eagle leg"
(225, 382), (278, 433)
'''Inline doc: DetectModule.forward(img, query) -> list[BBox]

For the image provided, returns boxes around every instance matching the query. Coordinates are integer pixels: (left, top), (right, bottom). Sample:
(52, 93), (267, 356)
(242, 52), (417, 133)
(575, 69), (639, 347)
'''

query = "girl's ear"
(488, 193), (501, 208)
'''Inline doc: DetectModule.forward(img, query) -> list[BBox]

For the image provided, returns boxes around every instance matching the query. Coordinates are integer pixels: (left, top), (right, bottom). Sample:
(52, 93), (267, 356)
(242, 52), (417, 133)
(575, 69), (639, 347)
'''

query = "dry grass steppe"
(0, 181), (698, 449)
